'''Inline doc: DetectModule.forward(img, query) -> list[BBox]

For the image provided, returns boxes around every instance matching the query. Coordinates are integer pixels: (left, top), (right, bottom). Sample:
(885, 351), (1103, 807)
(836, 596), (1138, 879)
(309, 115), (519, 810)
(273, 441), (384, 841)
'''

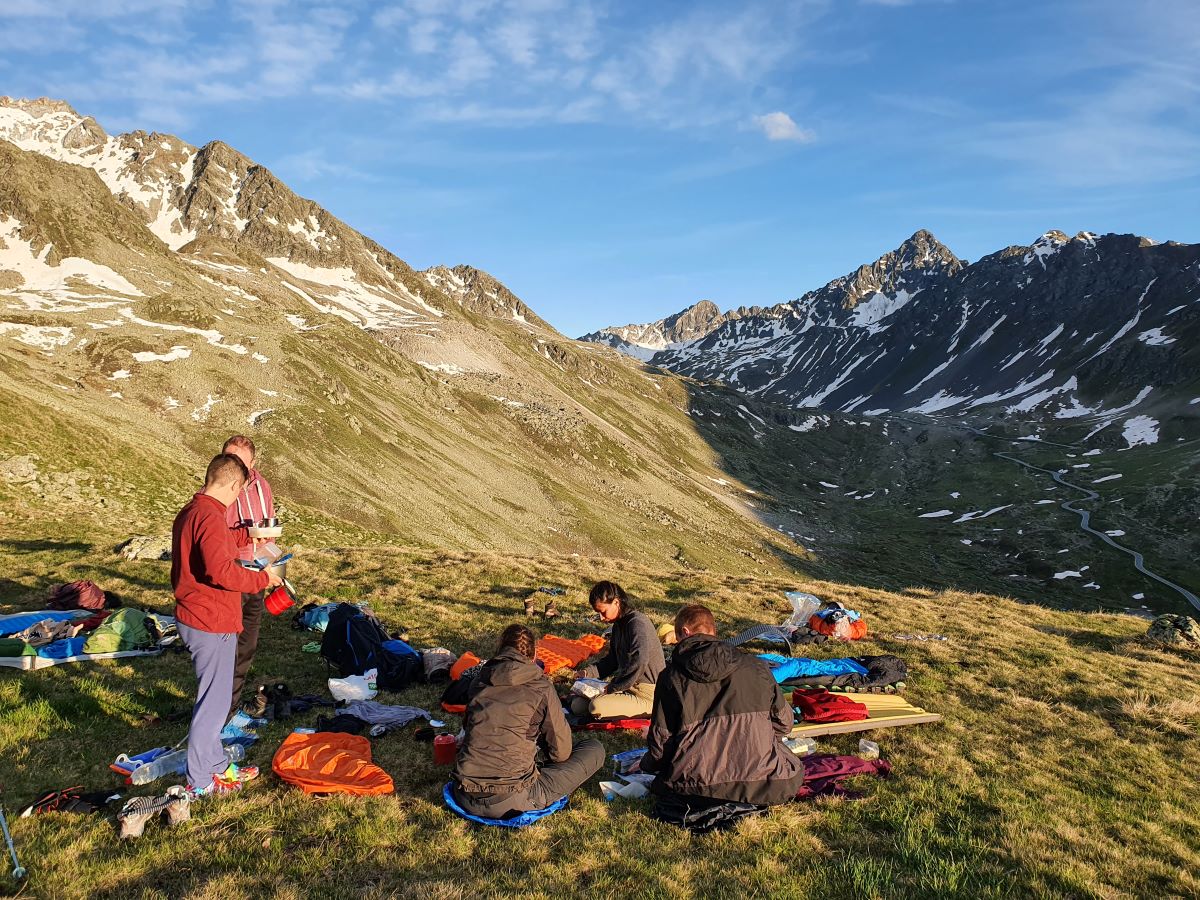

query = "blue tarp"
(442, 782), (567, 828)
(756, 653), (869, 684)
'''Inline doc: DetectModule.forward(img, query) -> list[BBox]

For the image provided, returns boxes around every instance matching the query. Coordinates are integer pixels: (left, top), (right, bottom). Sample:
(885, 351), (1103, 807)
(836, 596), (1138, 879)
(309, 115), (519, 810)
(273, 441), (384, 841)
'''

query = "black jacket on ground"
(453, 647), (572, 796)
(641, 633), (804, 805)
(594, 608), (666, 693)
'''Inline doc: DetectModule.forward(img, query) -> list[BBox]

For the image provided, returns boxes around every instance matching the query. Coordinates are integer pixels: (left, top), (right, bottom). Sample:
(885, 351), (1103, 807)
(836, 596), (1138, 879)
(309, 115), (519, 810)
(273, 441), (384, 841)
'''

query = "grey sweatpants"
(179, 623), (236, 789)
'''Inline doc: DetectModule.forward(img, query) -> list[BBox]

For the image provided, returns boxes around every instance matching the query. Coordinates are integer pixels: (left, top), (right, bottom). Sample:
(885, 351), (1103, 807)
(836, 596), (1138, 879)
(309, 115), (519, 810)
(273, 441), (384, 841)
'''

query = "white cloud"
(753, 111), (814, 143)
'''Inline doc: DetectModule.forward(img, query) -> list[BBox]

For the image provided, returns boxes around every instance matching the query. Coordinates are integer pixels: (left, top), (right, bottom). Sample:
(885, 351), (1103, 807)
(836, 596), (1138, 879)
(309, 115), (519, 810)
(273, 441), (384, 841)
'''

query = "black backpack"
(319, 604), (422, 691)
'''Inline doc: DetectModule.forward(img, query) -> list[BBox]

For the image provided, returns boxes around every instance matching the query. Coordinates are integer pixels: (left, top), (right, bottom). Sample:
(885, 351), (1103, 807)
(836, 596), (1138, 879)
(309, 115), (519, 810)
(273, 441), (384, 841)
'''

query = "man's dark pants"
(229, 590), (265, 717)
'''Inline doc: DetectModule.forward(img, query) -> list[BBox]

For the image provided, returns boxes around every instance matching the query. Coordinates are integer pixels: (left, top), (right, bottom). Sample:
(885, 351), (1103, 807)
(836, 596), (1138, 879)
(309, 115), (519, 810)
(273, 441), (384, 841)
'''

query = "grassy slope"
(1, 516), (1198, 900)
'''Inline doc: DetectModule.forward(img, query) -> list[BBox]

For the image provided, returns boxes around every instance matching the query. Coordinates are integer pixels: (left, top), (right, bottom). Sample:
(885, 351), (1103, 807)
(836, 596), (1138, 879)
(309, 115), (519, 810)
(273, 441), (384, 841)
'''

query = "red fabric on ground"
(795, 753), (892, 800)
(792, 689), (869, 723)
(575, 718), (651, 732)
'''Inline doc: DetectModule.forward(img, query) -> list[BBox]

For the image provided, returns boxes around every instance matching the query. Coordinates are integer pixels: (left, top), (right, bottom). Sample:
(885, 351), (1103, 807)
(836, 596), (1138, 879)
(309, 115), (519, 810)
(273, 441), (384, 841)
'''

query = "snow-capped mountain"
(583, 229), (1200, 429)
(578, 299), (752, 361)
(0, 96), (547, 337)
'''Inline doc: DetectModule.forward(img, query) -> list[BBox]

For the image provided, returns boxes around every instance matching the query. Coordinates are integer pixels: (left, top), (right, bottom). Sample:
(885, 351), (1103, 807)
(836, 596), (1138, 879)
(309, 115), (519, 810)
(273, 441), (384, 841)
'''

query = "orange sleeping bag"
(272, 732), (394, 796)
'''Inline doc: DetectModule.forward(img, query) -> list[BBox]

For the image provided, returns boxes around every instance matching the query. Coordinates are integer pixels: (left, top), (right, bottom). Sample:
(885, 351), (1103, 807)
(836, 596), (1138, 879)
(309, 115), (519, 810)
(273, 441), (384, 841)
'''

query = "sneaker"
(164, 785), (191, 827)
(117, 795), (167, 839)
(222, 762), (260, 784)
(186, 765), (255, 800)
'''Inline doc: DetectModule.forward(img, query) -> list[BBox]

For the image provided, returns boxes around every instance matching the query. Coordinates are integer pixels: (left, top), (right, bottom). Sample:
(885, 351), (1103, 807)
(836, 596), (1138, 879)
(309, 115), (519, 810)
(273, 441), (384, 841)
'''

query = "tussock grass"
(1, 527), (1199, 899)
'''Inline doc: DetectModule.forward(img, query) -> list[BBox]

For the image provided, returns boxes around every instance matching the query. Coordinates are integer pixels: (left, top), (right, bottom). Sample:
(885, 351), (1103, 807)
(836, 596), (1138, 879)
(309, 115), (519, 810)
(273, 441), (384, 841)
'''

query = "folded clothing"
(272, 732), (394, 795)
(756, 653), (869, 684)
(792, 689), (869, 723)
(340, 700), (428, 730)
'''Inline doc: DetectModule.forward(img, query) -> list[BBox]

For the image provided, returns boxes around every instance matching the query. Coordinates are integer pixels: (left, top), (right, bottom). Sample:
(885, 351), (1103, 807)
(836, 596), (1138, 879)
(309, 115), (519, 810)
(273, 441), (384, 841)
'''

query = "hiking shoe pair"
(117, 786), (191, 839)
(186, 763), (260, 800)
(524, 597), (560, 618)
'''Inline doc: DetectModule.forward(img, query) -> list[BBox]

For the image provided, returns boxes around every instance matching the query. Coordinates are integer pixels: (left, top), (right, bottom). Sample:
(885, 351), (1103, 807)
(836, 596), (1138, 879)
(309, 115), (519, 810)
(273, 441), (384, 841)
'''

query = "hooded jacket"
(595, 608), (666, 694)
(641, 633), (804, 805)
(453, 647), (572, 796)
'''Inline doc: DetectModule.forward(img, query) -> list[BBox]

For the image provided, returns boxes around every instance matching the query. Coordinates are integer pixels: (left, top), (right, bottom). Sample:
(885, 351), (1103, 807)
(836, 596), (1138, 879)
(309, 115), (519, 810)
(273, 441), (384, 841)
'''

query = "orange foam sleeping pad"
(536, 634), (606, 674)
(272, 731), (394, 796)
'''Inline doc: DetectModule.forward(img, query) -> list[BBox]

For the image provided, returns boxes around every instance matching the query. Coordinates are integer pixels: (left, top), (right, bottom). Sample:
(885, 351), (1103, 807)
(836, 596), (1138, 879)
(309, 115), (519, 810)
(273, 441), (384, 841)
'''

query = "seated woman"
(452, 624), (604, 818)
(570, 581), (666, 720)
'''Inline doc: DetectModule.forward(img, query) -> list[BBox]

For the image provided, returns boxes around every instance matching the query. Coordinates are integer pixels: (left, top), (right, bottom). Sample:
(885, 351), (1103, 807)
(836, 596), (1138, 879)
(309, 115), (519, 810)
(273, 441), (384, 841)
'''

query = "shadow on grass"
(1035, 626), (1125, 653)
(0, 538), (93, 553)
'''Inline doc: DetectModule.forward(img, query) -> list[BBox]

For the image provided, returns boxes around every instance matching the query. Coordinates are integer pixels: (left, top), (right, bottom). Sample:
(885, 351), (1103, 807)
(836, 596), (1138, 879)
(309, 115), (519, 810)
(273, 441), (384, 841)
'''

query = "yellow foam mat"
(787, 691), (942, 738)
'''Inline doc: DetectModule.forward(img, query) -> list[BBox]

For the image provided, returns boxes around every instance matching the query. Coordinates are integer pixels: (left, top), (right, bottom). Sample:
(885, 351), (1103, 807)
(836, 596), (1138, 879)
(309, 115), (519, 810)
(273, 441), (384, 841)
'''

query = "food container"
(433, 734), (458, 765)
(248, 525), (283, 539)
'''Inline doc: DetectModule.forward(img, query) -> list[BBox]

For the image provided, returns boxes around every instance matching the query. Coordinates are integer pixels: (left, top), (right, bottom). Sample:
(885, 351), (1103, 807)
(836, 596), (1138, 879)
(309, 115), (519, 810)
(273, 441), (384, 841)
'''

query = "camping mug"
(432, 734), (458, 765)
(265, 582), (296, 616)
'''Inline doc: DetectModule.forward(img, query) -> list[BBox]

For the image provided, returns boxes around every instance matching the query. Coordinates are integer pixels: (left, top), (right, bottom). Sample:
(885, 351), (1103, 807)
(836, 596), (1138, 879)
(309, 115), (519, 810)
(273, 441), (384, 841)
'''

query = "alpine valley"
(1, 96), (1197, 617)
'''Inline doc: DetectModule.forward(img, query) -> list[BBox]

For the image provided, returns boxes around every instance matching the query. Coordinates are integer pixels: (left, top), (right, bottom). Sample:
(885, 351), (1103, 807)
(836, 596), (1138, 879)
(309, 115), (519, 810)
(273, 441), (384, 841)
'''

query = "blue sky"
(1, 0), (1198, 336)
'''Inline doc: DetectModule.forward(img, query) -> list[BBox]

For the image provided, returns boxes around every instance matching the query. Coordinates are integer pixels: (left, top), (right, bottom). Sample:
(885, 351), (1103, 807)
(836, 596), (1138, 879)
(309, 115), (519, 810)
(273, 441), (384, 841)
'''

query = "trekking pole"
(0, 791), (27, 881)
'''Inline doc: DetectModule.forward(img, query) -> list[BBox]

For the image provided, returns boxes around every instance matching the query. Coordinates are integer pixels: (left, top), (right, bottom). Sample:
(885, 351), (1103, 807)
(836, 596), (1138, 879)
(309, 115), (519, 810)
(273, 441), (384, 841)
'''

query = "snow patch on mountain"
(1121, 416), (1159, 447)
(0, 322), (73, 352)
(132, 346), (191, 363)
(0, 215), (144, 311)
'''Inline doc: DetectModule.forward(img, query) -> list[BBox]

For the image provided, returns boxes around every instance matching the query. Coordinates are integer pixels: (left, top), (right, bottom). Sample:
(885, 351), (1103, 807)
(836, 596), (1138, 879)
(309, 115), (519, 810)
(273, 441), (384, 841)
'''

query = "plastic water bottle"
(129, 748), (188, 785)
(858, 738), (880, 760)
(224, 744), (245, 764)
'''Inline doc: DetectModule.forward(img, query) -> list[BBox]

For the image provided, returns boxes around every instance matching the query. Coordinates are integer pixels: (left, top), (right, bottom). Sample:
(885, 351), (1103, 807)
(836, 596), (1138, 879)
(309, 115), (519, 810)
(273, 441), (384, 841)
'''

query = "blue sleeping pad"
(442, 783), (568, 828)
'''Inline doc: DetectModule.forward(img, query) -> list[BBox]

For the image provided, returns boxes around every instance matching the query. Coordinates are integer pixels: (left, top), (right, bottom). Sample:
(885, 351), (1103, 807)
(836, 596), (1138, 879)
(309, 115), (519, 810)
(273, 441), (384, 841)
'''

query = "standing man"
(173, 454), (280, 796)
(641, 604), (804, 820)
(221, 435), (276, 716)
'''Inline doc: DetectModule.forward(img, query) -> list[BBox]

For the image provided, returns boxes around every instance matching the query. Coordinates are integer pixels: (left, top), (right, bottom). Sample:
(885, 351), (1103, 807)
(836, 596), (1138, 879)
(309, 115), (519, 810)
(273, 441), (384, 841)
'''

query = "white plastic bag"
(571, 678), (607, 699)
(784, 591), (822, 627)
(328, 668), (378, 702)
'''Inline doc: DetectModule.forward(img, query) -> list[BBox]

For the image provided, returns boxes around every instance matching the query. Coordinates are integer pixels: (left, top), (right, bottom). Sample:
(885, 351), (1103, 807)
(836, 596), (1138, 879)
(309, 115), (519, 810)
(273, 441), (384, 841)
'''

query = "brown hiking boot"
(544, 600), (560, 619)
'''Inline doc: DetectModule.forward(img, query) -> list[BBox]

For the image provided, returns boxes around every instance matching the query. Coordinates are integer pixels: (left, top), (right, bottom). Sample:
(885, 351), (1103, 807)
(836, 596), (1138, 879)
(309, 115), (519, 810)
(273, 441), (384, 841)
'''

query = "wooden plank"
(788, 711), (943, 738)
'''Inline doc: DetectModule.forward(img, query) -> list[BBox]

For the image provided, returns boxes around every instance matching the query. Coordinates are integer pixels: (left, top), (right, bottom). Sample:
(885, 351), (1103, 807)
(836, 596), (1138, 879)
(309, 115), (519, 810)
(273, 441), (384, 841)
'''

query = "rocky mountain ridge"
(582, 229), (1200, 448)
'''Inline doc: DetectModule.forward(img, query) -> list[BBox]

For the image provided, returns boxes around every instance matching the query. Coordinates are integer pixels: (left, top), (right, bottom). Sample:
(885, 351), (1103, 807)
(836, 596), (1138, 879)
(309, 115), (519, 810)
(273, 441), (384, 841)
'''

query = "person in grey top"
(570, 581), (666, 719)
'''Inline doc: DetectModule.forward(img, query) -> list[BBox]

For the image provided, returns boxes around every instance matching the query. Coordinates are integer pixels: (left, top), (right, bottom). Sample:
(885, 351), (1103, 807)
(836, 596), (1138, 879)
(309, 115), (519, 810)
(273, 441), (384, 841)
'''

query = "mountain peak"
(0, 96), (81, 118)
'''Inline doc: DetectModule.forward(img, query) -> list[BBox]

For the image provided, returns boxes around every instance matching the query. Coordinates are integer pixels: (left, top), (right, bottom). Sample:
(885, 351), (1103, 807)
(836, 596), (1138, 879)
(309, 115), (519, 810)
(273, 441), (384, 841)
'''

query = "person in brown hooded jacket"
(453, 624), (605, 818)
(641, 604), (804, 806)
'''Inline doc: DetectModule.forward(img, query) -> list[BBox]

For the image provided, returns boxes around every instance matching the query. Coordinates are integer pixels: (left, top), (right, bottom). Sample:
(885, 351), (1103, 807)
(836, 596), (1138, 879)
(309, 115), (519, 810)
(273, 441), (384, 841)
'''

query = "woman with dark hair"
(452, 624), (604, 817)
(571, 581), (666, 719)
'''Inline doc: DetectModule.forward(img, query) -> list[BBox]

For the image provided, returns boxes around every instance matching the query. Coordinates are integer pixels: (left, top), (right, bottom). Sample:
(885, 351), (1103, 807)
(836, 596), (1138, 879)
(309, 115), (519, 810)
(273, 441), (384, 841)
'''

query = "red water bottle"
(433, 734), (458, 765)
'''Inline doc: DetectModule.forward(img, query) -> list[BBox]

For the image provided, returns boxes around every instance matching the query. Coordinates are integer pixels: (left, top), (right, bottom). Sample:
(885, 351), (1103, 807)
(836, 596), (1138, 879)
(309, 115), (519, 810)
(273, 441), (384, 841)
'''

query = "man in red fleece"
(172, 454), (281, 797)
(220, 434), (277, 715)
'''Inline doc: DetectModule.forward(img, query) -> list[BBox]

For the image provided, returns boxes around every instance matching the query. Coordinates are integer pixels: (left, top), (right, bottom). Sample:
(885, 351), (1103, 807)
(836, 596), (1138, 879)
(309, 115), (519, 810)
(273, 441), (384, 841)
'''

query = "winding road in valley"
(885, 413), (1200, 614)
(991, 452), (1200, 613)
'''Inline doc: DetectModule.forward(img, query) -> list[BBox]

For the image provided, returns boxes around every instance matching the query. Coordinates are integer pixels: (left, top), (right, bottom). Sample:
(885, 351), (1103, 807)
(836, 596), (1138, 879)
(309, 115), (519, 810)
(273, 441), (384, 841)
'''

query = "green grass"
(1, 523), (1198, 899)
